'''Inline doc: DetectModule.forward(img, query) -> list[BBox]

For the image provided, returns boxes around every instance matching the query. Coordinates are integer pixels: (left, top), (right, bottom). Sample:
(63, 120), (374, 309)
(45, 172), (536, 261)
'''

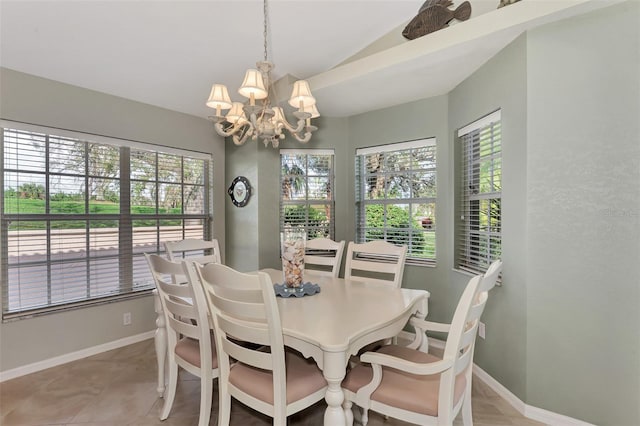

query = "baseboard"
(524, 404), (597, 426)
(0, 330), (155, 382)
(399, 333), (594, 426)
(472, 363), (526, 414)
(473, 364), (596, 426)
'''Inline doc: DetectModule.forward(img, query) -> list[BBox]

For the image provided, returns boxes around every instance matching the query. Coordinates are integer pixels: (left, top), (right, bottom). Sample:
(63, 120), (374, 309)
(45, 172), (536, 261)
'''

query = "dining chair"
(405, 260), (503, 354)
(195, 262), (328, 426)
(164, 238), (222, 265)
(145, 254), (218, 426)
(341, 265), (500, 426)
(305, 237), (346, 278)
(344, 240), (408, 287)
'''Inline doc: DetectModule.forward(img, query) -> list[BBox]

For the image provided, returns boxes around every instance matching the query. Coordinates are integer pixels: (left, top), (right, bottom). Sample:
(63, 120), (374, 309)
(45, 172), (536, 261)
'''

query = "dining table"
(153, 267), (430, 426)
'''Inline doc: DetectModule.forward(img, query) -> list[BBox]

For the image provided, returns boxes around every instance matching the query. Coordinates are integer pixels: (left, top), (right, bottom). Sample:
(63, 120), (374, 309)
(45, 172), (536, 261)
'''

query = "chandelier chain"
(263, 0), (268, 62)
(206, 0), (318, 147)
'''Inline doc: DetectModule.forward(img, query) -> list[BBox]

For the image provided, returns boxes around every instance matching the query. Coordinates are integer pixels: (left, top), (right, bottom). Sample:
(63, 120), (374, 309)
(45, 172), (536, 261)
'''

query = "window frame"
(355, 138), (437, 266)
(279, 149), (335, 240)
(455, 110), (502, 275)
(1, 121), (213, 320)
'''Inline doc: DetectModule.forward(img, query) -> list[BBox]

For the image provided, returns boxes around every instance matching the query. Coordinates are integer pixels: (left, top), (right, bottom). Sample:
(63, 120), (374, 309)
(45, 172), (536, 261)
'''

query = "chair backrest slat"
(467, 298), (486, 323)
(212, 293), (268, 323)
(459, 321), (480, 351)
(454, 346), (474, 375)
(167, 316), (200, 339)
(222, 339), (272, 370)
(163, 296), (198, 319)
(165, 238), (222, 265)
(305, 238), (345, 277)
(215, 311), (271, 346)
(344, 240), (408, 287)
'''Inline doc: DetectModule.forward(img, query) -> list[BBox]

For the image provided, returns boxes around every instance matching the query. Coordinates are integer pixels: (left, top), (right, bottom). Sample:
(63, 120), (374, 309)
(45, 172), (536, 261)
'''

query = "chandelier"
(206, 0), (319, 148)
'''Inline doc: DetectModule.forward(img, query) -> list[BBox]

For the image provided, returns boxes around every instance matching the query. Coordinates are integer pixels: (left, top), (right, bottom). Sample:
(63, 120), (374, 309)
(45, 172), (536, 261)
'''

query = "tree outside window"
(356, 139), (437, 265)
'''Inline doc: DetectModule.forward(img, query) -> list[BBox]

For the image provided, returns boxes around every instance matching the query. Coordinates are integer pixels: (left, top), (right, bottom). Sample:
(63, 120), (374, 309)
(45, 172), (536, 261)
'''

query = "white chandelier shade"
(205, 0), (319, 148)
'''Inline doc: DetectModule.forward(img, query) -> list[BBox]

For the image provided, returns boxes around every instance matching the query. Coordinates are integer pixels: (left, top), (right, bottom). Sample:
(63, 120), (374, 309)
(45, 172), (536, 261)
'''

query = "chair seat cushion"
(174, 337), (218, 369)
(229, 350), (327, 404)
(342, 345), (466, 417)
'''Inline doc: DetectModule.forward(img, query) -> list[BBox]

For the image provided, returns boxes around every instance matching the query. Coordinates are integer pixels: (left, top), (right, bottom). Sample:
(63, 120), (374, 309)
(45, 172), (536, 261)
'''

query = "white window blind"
(1, 124), (212, 319)
(456, 110), (502, 274)
(355, 138), (436, 265)
(280, 149), (334, 239)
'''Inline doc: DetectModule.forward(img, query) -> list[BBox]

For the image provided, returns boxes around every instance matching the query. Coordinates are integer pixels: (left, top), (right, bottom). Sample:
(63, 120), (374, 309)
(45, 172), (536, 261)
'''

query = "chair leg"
(361, 408), (370, 426)
(198, 376), (213, 426)
(218, 387), (231, 426)
(160, 362), (178, 420)
(343, 400), (354, 426)
(461, 387), (473, 426)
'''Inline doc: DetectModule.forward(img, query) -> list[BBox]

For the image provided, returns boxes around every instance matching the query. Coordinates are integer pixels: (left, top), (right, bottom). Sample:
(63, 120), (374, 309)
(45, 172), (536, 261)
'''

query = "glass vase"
(281, 229), (306, 289)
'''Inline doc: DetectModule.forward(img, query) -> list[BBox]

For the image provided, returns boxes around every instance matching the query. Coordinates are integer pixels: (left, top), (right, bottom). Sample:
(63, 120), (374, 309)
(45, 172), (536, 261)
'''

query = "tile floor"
(0, 339), (545, 426)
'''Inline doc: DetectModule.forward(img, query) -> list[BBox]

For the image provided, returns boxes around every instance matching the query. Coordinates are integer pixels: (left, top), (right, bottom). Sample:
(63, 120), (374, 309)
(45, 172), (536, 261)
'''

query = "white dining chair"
(341, 261), (502, 426)
(195, 262), (328, 426)
(145, 254), (218, 426)
(164, 238), (221, 265)
(305, 237), (346, 278)
(405, 260), (503, 354)
(344, 240), (408, 287)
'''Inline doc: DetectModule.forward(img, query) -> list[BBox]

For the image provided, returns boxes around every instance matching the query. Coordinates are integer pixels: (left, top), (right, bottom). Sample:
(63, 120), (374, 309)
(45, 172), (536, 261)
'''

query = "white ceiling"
(0, 0), (620, 119)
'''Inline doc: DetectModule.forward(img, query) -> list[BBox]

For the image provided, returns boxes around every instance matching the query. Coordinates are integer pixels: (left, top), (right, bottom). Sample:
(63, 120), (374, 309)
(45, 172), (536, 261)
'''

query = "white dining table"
(153, 268), (430, 426)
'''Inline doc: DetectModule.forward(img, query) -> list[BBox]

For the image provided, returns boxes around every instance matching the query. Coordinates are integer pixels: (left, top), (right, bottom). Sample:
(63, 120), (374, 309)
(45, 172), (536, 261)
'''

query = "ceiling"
(0, 0), (620, 119)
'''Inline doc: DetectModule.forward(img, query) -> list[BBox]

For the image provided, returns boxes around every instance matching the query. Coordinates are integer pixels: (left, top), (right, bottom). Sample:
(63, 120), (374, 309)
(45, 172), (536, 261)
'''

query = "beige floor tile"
(0, 339), (545, 426)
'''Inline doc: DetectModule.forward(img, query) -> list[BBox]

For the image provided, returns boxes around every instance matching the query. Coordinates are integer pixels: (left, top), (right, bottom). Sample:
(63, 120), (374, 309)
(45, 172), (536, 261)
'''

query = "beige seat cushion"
(342, 345), (466, 417)
(175, 337), (218, 369)
(229, 351), (327, 404)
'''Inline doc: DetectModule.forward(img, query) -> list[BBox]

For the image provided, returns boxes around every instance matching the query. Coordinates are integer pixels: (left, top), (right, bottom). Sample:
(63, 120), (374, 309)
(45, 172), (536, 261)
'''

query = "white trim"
(473, 364), (596, 426)
(356, 137), (435, 156)
(401, 335), (595, 426)
(0, 331), (155, 382)
(1, 119), (211, 160)
(280, 148), (334, 156)
(472, 363), (526, 414)
(457, 110), (501, 137)
(524, 405), (597, 426)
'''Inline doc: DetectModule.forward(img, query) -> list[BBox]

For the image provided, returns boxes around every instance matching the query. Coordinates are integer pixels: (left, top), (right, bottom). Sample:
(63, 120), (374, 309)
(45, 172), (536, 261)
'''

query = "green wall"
(449, 33), (529, 399)
(525, 2), (640, 424)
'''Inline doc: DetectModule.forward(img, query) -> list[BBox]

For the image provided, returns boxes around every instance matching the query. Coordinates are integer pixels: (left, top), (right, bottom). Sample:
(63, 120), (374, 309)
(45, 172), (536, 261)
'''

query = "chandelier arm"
(290, 129), (313, 144)
(213, 119), (255, 146)
(213, 121), (238, 138)
(232, 128), (252, 146)
(277, 115), (307, 134)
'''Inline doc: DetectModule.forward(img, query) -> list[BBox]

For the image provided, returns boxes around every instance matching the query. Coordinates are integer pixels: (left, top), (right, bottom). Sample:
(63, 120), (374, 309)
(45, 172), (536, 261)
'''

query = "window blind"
(1, 124), (212, 319)
(355, 138), (436, 265)
(279, 149), (335, 240)
(456, 110), (502, 274)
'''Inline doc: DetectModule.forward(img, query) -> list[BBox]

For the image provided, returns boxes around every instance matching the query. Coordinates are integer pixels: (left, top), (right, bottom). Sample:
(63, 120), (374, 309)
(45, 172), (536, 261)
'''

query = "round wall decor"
(228, 176), (252, 207)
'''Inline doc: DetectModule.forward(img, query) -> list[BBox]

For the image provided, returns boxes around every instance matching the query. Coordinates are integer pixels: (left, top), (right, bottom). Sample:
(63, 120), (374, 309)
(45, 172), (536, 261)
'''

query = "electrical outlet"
(479, 321), (486, 339)
(123, 312), (132, 326)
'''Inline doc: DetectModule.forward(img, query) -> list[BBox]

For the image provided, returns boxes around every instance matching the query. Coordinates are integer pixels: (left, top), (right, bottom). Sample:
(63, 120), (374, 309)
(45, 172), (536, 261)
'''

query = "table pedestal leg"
(322, 351), (347, 426)
(153, 290), (167, 397)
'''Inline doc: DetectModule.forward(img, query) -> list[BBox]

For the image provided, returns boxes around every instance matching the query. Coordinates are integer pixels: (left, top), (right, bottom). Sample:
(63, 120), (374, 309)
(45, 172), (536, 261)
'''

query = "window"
(1, 122), (212, 318)
(355, 139), (436, 265)
(280, 149), (334, 239)
(456, 110), (502, 273)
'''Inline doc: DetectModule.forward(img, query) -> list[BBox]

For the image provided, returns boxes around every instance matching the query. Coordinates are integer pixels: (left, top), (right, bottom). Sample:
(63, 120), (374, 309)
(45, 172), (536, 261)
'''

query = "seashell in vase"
(281, 230), (307, 288)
